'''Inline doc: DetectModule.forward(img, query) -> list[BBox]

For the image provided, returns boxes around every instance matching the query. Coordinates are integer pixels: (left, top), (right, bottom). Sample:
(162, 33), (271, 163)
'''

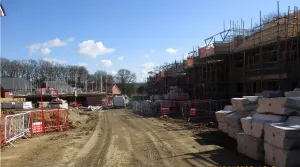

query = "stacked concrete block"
(232, 94), (300, 165)
(264, 116), (300, 167)
(262, 90), (282, 98)
(264, 142), (300, 167)
(237, 133), (265, 161)
(238, 114), (287, 162)
(218, 122), (229, 133)
(15, 101), (33, 109)
(284, 91), (300, 97)
(257, 97), (300, 115)
(1, 102), (13, 109)
(223, 105), (234, 111)
(140, 100), (154, 115)
(216, 106), (235, 133)
(264, 117), (300, 150)
(226, 113), (246, 139)
(226, 97), (260, 139)
(240, 117), (252, 136)
(243, 96), (261, 103)
(228, 125), (242, 139)
(252, 114), (287, 138)
(216, 109), (235, 122)
(241, 114), (287, 138)
(231, 97), (259, 112)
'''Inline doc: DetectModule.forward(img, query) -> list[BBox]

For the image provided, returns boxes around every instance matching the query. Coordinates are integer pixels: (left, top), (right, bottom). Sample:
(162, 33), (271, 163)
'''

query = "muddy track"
(73, 111), (112, 167)
(118, 111), (167, 167)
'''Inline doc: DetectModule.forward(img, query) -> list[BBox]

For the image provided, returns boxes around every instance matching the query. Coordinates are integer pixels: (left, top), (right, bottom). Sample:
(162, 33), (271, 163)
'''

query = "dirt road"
(1, 109), (263, 167)
(72, 109), (263, 167)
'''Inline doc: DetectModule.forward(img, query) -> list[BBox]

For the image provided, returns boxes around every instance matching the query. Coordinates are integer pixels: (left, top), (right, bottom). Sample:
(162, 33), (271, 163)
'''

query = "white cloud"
(43, 58), (66, 65)
(144, 55), (150, 58)
(140, 62), (154, 75)
(150, 50), (155, 53)
(77, 62), (87, 67)
(117, 55), (124, 61)
(165, 48), (178, 54)
(111, 71), (117, 75)
(101, 59), (113, 67)
(137, 62), (155, 82)
(78, 40), (115, 58)
(67, 37), (75, 42)
(40, 48), (51, 56)
(28, 37), (74, 56)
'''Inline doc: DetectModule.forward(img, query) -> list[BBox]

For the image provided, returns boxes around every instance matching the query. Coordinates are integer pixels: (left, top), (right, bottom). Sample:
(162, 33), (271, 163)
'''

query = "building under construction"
(147, 4), (300, 109)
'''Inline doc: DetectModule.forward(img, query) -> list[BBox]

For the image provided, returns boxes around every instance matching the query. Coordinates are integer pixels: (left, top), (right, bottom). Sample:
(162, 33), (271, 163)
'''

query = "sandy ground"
(1, 109), (266, 167)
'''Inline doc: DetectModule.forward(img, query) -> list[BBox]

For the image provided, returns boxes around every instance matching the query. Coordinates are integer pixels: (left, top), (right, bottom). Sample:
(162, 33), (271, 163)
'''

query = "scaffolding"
(147, 2), (300, 101)
(229, 3), (300, 96)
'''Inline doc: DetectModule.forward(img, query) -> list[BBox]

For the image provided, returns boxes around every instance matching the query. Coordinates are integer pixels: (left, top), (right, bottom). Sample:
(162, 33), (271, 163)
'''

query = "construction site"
(144, 3), (300, 119)
(1, 2), (300, 167)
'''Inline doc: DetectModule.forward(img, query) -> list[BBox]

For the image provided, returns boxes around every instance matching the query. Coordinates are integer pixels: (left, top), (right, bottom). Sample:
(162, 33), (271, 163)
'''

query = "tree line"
(0, 58), (142, 95)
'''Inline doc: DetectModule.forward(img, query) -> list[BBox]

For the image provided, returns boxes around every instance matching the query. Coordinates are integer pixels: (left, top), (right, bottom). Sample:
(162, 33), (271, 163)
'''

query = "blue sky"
(1, 0), (298, 82)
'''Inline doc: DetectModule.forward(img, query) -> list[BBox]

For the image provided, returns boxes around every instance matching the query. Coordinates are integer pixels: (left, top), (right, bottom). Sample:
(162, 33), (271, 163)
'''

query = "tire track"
(73, 111), (112, 167)
(118, 110), (169, 167)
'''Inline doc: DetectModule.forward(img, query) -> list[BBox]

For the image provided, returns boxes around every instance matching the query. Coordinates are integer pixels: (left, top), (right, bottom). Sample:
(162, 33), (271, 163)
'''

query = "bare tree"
(137, 85), (146, 94)
(115, 69), (136, 95)
(0, 57), (116, 90)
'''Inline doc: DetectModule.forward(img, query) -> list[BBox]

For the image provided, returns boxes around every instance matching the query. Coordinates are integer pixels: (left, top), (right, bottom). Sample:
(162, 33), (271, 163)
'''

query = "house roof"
(0, 78), (34, 90)
(44, 81), (73, 91)
(112, 84), (121, 95)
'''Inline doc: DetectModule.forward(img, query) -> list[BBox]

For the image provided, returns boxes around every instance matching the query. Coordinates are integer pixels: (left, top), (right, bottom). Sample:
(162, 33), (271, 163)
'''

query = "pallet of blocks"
(238, 113), (287, 161)
(225, 96), (259, 139)
(215, 105), (235, 133)
(284, 90), (300, 97)
(140, 100), (154, 116)
(257, 95), (300, 167)
(257, 97), (300, 115)
(264, 117), (300, 167)
(239, 93), (300, 167)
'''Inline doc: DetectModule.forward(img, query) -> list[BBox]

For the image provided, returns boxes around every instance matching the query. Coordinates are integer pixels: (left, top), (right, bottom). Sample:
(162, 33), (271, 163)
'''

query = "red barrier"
(160, 101), (170, 115)
(0, 116), (5, 145)
(160, 108), (170, 115)
(189, 108), (196, 116)
(190, 84), (206, 117)
(30, 109), (70, 135)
